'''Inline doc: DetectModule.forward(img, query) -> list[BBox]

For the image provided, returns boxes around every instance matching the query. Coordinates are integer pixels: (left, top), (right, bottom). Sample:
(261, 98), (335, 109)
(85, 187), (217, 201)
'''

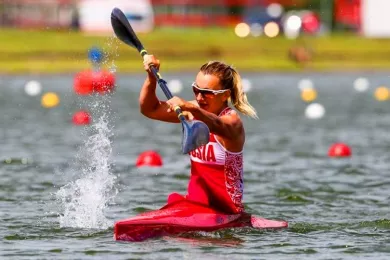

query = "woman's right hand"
(143, 54), (160, 72)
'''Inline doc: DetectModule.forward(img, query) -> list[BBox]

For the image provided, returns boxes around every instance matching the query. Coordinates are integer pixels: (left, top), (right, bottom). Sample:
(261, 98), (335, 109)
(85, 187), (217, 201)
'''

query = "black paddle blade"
(182, 120), (210, 154)
(111, 7), (144, 51)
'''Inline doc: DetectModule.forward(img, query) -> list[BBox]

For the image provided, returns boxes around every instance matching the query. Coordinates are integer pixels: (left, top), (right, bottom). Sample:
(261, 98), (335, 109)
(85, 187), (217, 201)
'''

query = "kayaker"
(140, 54), (258, 214)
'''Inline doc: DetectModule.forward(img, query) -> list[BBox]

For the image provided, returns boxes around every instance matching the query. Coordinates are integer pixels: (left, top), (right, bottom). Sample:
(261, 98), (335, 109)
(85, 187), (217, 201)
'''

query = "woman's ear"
(222, 90), (231, 102)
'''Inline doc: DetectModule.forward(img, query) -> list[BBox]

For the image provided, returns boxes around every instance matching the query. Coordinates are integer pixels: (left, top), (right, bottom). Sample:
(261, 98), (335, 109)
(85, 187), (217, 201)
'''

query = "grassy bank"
(1, 28), (390, 74)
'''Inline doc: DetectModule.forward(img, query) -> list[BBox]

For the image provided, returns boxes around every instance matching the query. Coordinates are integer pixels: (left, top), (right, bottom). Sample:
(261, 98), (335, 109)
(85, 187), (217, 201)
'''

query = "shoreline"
(2, 28), (390, 74)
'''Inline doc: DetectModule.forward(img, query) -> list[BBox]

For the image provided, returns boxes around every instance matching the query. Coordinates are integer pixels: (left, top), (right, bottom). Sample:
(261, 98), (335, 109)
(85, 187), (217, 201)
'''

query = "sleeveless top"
(189, 107), (244, 212)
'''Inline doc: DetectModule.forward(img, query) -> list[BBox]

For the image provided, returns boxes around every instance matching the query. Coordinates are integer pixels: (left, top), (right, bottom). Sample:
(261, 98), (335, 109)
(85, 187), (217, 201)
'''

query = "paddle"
(110, 7), (210, 154)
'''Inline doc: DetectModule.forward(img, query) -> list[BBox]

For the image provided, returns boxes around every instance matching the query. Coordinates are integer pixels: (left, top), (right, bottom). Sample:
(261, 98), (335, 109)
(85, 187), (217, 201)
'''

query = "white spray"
(57, 97), (117, 229)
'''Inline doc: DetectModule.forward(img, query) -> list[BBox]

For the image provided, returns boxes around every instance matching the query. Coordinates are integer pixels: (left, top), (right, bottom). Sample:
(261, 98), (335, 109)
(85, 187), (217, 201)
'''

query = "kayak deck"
(114, 200), (288, 242)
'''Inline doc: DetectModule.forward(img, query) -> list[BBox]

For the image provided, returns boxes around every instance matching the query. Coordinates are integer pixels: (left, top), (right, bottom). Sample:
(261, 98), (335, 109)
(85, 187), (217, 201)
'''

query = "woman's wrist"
(186, 102), (198, 114)
(145, 73), (157, 84)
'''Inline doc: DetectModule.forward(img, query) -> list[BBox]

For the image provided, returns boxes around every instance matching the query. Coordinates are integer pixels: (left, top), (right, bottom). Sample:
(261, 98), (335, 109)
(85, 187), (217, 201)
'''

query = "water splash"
(56, 97), (117, 229)
(103, 35), (120, 74)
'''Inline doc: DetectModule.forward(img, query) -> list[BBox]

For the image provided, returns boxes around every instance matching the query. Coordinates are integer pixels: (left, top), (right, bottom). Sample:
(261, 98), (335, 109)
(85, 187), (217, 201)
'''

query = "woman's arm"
(139, 74), (159, 114)
(166, 97), (243, 140)
(188, 105), (243, 140)
(138, 55), (180, 123)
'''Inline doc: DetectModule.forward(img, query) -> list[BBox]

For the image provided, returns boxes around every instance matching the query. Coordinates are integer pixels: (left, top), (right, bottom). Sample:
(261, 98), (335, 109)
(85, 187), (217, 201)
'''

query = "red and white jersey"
(189, 107), (244, 213)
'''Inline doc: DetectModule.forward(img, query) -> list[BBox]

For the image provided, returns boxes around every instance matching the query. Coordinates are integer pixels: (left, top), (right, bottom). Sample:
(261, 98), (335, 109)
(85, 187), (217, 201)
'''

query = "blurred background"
(1, 0), (390, 73)
(0, 0), (364, 34)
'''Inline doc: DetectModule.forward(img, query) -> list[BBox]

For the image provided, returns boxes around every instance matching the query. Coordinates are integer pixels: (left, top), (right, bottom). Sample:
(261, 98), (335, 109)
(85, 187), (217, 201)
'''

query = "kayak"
(114, 200), (288, 242)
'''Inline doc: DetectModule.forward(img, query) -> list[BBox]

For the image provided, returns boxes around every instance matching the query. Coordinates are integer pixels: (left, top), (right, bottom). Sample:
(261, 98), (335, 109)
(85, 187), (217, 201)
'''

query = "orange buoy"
(328, 143), (351, 157)
(136, 151), (163, 167)
(72, 110), (91, 125)
(92, 70), (115, 94)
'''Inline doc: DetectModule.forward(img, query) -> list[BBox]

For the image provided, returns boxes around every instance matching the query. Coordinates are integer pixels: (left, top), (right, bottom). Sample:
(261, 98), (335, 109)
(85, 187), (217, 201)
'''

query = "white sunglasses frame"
(191, 82), (230, 95)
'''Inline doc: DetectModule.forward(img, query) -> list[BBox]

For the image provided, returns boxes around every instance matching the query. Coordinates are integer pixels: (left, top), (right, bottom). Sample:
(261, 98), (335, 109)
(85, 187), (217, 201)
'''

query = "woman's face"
(193, 71), (230, 114)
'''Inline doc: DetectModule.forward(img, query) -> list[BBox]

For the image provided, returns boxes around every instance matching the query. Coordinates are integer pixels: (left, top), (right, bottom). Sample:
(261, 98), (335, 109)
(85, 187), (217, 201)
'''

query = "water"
(56, 97), (116, 230)
(1, 72), (390, 260)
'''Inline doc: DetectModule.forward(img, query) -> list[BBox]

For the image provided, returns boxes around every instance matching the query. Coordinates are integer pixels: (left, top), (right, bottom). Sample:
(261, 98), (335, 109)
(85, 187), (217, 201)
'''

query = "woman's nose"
(195, 92), (204, 100)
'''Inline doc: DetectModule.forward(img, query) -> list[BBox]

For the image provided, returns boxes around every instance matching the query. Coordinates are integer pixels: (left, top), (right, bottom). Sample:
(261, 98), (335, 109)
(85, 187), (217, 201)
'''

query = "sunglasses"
(192, 82), (230, 98)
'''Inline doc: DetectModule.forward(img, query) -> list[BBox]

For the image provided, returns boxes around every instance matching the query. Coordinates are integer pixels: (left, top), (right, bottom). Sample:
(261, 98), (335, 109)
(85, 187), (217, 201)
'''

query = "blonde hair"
(199, 61), (258, 119)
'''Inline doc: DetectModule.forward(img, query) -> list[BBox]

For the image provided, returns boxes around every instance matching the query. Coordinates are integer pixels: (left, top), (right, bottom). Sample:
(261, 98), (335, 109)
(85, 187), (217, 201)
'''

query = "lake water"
(1, 72), (390, 260)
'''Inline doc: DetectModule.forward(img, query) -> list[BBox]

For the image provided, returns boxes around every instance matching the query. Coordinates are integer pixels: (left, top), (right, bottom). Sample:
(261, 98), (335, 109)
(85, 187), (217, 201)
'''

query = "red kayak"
(114, 200), (288, 242)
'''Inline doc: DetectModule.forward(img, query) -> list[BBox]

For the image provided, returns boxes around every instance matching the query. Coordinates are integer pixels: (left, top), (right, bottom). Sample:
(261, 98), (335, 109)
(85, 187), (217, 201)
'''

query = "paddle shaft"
(139, 50), (186, 121)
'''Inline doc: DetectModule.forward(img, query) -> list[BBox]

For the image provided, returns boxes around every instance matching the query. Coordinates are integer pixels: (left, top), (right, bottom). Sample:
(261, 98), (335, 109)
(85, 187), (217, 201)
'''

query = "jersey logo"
(190, 144), (216, 162)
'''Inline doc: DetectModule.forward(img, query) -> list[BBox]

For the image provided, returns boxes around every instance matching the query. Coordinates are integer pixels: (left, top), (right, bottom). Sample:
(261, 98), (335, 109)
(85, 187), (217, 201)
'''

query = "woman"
(140, 55), (258, 214)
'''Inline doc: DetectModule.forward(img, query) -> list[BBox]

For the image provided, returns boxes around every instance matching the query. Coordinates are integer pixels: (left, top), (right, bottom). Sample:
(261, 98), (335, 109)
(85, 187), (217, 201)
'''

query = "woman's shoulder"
(219, 107), (241, 119)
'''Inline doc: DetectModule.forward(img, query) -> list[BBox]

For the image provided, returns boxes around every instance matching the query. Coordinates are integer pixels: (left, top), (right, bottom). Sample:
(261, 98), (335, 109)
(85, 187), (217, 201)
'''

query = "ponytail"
(229, 69), (258, 119)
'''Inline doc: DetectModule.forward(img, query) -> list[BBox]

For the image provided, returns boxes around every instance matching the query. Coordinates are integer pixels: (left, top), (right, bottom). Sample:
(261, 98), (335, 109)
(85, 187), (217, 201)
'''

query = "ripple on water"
(2, 73), (390, 259)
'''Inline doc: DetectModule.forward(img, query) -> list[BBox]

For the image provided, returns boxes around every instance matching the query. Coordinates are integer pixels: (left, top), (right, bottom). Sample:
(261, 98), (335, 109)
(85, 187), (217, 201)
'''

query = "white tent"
(361, 0), (390, 38)
(78, 0), (154, 34)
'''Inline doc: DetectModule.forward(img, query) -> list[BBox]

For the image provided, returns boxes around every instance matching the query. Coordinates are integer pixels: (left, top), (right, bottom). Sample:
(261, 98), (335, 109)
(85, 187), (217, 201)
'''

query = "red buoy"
(92, 70), (115, 94)
(74, 70), (93, 95)
(328, 143), (351, 157)
(74, 69), (115, 95)
(302, 12), (320, 34)
(136, 151), (163, 167)
(72, 110), (91, 125)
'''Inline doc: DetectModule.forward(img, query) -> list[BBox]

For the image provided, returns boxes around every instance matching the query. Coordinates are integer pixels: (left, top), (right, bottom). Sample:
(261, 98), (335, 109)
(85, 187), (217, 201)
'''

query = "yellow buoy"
(374, 86), (389, 101)
(300, 88), (317, 102)
(41, 92), (60, 108)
